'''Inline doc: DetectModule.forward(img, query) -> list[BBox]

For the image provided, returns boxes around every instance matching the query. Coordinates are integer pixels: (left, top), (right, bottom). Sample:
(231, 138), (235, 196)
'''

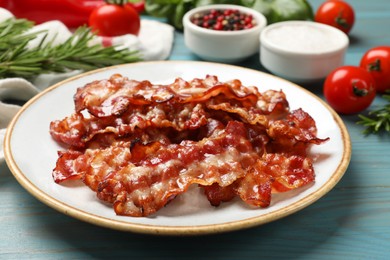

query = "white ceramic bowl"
(260, 21), (349, 83)
(183, 4), (267, 63)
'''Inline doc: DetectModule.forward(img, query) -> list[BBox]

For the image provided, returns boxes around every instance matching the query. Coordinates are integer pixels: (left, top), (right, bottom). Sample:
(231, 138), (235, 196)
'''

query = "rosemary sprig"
(0, 18), (141, 79)
(0, 18), (36, 52)
(357, 91), (390, 134)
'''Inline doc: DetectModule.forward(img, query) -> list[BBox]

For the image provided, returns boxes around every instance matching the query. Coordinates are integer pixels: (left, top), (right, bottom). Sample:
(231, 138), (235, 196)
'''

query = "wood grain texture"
(1, 0), (390, 259)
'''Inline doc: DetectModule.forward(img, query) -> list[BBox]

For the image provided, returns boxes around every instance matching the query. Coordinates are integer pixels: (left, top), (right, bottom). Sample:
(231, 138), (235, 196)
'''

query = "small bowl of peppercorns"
(183, 4), (267, 63)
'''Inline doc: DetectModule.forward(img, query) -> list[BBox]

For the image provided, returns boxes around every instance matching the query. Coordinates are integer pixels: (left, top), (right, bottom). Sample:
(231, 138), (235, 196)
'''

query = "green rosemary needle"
(357, 92), (390, 135)
(0, 18), (141, 79)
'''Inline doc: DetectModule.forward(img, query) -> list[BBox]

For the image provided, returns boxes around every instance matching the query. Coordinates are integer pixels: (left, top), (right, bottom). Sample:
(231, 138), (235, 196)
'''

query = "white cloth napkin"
(0, 8), (174, 163)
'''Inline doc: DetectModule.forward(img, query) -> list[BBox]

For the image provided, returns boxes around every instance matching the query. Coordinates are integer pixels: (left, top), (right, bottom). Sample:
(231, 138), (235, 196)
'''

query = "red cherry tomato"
(360, 46), (390, 93)
(315, 0), (355, 34)
(89, 3), (140, 37)
(323, 66), (376, 114)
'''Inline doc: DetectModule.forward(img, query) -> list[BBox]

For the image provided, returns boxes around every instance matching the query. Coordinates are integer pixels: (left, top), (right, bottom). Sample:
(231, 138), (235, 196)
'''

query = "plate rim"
(4, 60), (352, 235)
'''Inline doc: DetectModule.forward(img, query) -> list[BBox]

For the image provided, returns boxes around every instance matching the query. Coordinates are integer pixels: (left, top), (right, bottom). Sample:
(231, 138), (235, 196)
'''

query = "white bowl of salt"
(260, 21), (349, 83)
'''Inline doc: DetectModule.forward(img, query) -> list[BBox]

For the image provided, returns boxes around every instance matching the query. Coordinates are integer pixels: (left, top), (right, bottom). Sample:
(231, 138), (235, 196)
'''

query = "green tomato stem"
(335, 11), (350, 29)
(368, 59), (381, 72)
(353, 83), (369, 97)
(105, 0), (128, 6)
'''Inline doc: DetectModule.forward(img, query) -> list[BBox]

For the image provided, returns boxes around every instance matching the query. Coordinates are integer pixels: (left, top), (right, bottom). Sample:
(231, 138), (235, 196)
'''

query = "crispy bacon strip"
(49, 113), (89, 148)
(52, 150), (84, 183)
(50, 103), (209, 148)
(50, 75), (328, 217)
(267, 108), (330, 156)
(74, 75), (262, 118)
(55, 120), (261, 216)
(51, 76), (289, 148)
(106, 121), (259, 216)
(203, 152), (315, 207)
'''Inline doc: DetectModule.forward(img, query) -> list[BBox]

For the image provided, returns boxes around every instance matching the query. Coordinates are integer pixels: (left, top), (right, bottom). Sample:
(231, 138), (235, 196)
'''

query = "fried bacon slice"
(101, 121), (260, 216)
(52, 150), (84, 183)
(74, 75), (260, 117)
(50, 74), (328, 217)
(202, 153), (315, 207)
(267, 108), (329, 156)
(50, 75), (289, 148)
(50, 102), (209, 148)
(54, 120), (260, 216)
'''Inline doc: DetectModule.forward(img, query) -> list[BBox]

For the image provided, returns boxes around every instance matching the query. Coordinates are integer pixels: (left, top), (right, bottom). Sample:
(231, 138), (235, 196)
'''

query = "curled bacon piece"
(267, 108), (330, 156)
(74, 75), (263, 118)
(52, 150), (84, 183)
(99, 121), (259, 216)
(49, 113), (88, 148)
(50, 75), (328, 217)
(203, 152), (315, 207)
(50, 103), (209, 148)
(51, 75), (289, 148)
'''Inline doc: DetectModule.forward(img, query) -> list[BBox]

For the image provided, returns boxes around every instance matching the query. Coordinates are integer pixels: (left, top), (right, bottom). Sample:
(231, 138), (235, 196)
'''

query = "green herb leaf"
(0, 18), (141, 79)
(145, 0), (313, 30)
(357, 92), (390, 135)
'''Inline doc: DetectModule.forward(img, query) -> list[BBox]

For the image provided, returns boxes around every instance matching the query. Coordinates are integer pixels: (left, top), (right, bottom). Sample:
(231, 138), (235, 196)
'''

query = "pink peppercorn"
(190, 8), (257, 31)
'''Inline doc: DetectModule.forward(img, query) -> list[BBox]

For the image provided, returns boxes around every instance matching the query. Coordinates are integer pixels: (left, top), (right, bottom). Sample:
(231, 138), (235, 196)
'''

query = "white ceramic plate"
(4, 61), (351, 235)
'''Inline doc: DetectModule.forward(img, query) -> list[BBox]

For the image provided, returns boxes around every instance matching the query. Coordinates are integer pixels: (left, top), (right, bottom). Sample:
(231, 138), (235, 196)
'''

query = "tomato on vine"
(323, 66), (376, 114)
(315, 0), (355, 34)
(360, 46), (390, 93)
(89, 0), (140, 37)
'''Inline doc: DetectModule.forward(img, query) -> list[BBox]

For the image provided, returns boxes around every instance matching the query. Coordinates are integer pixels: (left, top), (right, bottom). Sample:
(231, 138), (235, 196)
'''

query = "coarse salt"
(264, 23), (344, 53)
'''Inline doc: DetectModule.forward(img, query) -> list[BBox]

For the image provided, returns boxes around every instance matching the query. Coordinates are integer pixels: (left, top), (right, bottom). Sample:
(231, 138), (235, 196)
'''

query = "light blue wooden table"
(1, 0), (390, 259)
